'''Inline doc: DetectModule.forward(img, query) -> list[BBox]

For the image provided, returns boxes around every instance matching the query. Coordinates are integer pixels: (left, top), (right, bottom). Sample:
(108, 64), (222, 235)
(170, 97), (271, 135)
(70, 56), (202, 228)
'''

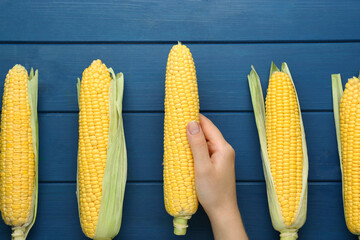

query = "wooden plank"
(39, 112), (340, 182)
(0, 183), (352, 239)
(0, 43), (359, 111)
(0, 0), (359, 42)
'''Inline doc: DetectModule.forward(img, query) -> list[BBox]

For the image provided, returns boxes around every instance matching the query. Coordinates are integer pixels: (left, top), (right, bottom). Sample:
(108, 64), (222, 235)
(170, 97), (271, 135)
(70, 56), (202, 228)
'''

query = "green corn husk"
(331, 74), (343, 167)
(248, 63), (308, 240)
(76, 68), (127, 240)
(9, 68), (38, 240)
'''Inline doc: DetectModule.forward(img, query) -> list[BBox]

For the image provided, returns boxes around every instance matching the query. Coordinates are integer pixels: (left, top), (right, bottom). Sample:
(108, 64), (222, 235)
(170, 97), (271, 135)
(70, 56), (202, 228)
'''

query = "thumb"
(187, 121), (211, 169)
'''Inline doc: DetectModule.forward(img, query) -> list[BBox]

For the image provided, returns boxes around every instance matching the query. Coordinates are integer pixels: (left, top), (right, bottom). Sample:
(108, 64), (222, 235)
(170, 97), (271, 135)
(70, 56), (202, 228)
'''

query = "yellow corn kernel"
(0, 65), (35, 227)
(265, 71), (303, 226)
(340, 77), (360, 234)
(163, 43), (199, 235)
(78, 60), (111, 239)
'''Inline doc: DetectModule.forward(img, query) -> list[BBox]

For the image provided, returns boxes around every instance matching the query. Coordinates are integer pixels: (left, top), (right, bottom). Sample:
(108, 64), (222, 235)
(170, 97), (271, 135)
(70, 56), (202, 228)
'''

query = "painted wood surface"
(0, 43), (360, 112)
(0, 0), (359, 239)
(38, 112), (340, 182)
(0, 0), (360, 42)
(0, 183), (354, 240)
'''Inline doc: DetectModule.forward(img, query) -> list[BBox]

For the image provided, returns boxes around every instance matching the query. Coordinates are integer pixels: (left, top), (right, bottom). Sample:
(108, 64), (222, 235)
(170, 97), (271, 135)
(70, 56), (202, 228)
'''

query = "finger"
(199, 114), (228, 148)
(187, 120), (212, 169)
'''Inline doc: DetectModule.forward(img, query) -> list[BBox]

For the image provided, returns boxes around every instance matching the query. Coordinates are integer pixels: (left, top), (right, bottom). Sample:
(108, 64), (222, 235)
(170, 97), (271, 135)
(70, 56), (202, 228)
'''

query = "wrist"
(206, 201), (240, 225)
(206, 202), (248, 240)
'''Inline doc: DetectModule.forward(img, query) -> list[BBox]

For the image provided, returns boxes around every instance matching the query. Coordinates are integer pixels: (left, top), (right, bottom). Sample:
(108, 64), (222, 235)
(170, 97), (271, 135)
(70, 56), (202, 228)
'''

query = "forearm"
(208, 206), (248, 240)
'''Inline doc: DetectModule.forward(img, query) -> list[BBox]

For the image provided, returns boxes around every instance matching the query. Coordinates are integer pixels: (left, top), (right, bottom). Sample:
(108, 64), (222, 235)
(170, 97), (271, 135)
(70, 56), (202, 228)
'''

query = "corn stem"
(12, 227), (25, 240)
(280, 230), (298, 240)
(173, 216), (190, 235)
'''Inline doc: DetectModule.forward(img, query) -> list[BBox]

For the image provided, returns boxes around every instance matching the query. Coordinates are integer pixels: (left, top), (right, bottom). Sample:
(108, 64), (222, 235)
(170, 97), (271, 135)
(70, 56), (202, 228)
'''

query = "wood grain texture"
(0, 0), (359, 42)
(0, 183), (353, 240)
(0, 43), (359, 112)
(38, 112), (340, 182)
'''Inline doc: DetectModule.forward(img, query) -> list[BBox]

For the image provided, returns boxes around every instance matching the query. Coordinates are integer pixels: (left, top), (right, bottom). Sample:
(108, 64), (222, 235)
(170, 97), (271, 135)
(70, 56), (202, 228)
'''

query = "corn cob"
(266, 71), (303, 227)
(332, 74), (360, 238)
(163, 42), (199, 235)
(248, 63), (308, 240)
(77, 59), (127, 240)
(0, 65), (38, 240)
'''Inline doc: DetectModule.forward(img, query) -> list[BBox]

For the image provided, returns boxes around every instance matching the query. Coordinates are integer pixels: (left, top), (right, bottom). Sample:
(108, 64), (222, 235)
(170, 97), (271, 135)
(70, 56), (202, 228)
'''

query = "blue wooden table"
(1, 0), (360, 239)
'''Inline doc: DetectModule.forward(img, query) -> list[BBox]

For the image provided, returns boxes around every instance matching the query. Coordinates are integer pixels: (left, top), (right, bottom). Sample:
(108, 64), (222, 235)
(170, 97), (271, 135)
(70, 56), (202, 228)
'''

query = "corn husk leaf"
(76, 69), (127, 240)
(20, 68), (39, 240)
(248, 63), (308, 239)
(76, 78), (81, 238)
(269, 61), (280, 77)
(331, 74), (343, 172)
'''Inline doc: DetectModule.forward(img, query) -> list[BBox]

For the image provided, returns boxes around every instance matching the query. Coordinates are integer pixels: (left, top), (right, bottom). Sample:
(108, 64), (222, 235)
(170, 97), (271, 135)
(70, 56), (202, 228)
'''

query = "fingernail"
(188, 121), (200, 135)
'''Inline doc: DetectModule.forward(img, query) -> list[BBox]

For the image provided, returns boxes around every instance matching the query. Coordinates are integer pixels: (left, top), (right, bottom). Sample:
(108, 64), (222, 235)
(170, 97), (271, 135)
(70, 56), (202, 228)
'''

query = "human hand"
(187, 114), (248, 240)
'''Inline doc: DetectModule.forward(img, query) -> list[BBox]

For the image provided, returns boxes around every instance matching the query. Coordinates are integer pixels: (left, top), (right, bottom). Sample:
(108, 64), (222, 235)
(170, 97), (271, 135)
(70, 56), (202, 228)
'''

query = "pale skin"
(187, 114), (249, 240)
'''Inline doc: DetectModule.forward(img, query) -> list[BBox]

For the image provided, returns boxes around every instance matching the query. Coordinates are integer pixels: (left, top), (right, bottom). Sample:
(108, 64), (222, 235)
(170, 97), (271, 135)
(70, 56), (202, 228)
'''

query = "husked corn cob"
(78, 60), (111, 238)
(77, 59), (127, 240)
(339, 77), (360, 235)
(164, 42), (199, 235)
(249, 63), (308, 240)
(265, 71), (303, 226)
(0, 65), (38, 240)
